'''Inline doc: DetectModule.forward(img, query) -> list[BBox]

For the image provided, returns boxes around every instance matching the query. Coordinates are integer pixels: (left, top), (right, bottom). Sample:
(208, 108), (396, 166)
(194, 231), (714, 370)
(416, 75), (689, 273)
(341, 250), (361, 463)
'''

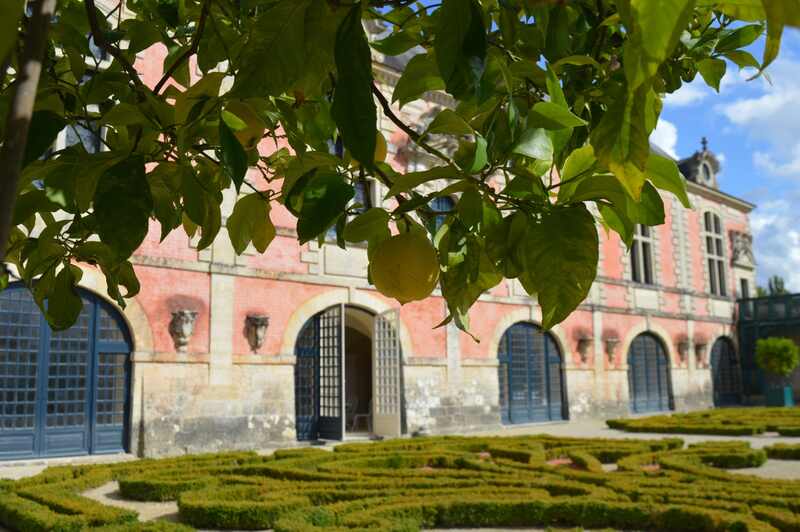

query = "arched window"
(627, 333), (673, 413)
(498, 322), (567, 424)
(710, 337), (742, 406)
(703, 212), (727, 296)
(0, 283), (132, 460)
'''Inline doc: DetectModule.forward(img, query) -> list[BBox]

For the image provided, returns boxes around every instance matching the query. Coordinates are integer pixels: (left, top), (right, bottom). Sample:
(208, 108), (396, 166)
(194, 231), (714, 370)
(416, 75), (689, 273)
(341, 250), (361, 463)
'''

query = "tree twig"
(84, 0), (146, 90)
(153, 0), (211, 94)
(370, 83), (456, 168)
(0, 0), (58, 263)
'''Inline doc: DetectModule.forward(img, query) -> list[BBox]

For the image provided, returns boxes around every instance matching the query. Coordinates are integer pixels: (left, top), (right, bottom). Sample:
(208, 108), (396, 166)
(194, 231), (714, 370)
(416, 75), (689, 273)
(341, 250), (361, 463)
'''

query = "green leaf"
(331, 6), (377, 169)
(435, 0), (487, 98)
(519, 205), (598, 329)
(513, 128), (553, 161)
(646, 152), (691, 208)
(599, 203), (635, 246)
(370, 30), (420, 55)
(717, 23), (763, 51)
(343, 208), (390, 243)
(466, 135), (488, 173)
(385, 166), (459, 198)
(634, 182), (665, 225)
(219, 115), (248, 193)
(12, 190), (60, 225)
(23, 111), (67, 167)
(724, 50), (760, 70)
(590, 83), (654, 199)
(552, 55), (601, 73)
(457, 187), (483, 228)
(233, 0), (311, 96)
(94, 156), (152, 259)
(620, 0), (696, 90)
(697, 58), (726, 91)
(392, 54), (446, 107)
(103, 103), (150, 126)
(528, 101), (587, 129)
(0, 0), (23, 68)
(45, 265), (84, 331)
(424, 109), (473, 136)
(227, 193), (276, 254)
(296, 172), (355, 243)
(557, 145), (597, 203)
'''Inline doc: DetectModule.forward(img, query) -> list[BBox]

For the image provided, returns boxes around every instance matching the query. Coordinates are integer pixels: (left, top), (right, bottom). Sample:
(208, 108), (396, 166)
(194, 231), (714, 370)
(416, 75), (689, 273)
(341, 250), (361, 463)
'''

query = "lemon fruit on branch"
(370, 231), (440, 304)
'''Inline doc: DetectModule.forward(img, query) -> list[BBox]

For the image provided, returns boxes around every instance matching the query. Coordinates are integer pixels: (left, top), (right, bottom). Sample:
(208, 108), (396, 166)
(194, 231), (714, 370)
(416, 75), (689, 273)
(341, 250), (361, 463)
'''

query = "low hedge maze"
(1, 435), (799, 531)
(607, 407), (800, 437)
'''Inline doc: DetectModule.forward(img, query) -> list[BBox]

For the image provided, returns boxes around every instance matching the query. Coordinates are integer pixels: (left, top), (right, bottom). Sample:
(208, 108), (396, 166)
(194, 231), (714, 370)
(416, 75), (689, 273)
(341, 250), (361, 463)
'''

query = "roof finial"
(701, 136), (708, 152)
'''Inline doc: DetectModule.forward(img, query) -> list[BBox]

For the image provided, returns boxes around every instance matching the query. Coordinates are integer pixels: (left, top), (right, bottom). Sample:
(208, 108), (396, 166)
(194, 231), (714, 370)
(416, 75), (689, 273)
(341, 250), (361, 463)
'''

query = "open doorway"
(345, 307), (373, 435)
(294, 304), (403, 442)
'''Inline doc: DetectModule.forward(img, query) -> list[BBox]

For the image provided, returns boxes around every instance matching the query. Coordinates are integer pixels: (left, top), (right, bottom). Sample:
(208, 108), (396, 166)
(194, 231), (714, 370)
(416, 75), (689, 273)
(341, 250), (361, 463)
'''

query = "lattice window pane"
(46, 302), (90, 429)
(95, 353), (127, 426)
(0, 288), (41, 432)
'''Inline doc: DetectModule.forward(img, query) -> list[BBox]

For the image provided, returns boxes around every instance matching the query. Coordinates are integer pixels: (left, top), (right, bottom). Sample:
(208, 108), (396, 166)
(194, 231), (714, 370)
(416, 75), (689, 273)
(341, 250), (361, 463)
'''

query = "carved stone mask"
(169, 310), (198, 352)
(245, 315), (269, 353)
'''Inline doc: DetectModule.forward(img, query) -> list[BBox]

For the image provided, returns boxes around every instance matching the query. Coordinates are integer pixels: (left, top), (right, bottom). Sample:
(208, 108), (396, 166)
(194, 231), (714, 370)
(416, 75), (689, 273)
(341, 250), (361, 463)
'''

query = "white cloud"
(664, 82), (709, 107)
(650, 119), (678, 158)
(716, 58), (800, 172)
(750, 198), (800, 291)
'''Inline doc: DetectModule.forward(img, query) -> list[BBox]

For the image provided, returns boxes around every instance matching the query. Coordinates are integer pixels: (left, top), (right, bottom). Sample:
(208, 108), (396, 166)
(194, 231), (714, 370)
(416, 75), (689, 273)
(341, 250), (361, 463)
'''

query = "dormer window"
(701, 162), (712, 184)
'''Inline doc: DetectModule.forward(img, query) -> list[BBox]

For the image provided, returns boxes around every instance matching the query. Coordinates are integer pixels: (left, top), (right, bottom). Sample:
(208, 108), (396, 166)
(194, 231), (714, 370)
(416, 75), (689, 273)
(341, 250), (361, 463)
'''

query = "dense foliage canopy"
(756, 337), (800, 378)
(0, 0), (798, 333)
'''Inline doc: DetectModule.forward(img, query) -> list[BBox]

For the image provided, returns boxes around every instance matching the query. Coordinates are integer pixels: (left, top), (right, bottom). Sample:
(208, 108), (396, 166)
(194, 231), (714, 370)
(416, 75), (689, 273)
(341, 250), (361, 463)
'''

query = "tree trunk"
(0, 0), (57, 263)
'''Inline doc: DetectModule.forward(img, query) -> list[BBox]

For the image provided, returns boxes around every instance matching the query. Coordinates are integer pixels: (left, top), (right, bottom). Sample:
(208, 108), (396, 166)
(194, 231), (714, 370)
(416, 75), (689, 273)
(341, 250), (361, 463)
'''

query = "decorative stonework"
(675, 334), (690, 365)
(695, 338), (709, 368)
(574, 328), (594, 364)
(245, 315), (270, 353)
(602, 329), (621, 364)
(730, 231), (756, 269)
(169, 310), (198, 352)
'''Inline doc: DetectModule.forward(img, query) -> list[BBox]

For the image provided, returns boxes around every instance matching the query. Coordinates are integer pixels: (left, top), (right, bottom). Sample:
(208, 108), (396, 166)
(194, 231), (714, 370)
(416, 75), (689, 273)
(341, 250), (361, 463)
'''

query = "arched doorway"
(627, 333), (673, 413)
(294, 305), (403, 441)
(0, 283), (132, 460)
(497, 322), (567, 424)
(711, 337), (742, 406)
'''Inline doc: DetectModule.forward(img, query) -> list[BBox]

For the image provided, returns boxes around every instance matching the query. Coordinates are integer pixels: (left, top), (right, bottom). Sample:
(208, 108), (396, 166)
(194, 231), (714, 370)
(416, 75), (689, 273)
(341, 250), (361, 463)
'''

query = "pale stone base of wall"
(129, 360), (716, 457)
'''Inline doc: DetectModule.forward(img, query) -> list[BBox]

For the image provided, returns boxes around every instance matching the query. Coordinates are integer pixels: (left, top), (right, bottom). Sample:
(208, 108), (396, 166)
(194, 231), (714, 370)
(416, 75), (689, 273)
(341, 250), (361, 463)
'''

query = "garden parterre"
(1, 435), (800, 531)
(607, 407), (800, 436)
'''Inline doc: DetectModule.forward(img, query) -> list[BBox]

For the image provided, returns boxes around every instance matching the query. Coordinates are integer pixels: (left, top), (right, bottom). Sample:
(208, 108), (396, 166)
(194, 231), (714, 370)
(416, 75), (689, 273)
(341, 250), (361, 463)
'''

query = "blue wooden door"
(294, 305), (344, 441)
(0, 283), (132, 460)
(628, 333), (672, 413)
(498, 323), (566, 424)
(711, 337), (741, 406)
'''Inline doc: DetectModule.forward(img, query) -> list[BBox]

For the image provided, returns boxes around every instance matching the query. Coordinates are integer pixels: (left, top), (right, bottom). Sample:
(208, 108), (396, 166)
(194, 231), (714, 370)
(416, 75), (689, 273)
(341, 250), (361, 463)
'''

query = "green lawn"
(1, 434), (799, 531)
(607, 407), (800, 436)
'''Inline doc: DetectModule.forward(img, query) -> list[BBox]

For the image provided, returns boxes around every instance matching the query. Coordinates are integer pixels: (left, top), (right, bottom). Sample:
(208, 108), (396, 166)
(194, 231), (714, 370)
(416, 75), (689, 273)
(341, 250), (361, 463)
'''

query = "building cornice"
(686, 180), (755, 213)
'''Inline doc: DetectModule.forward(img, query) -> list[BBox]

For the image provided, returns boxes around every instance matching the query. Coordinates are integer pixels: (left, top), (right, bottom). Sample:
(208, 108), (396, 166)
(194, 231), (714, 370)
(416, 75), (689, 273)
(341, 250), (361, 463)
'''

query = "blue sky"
(650, 28), (800, 292)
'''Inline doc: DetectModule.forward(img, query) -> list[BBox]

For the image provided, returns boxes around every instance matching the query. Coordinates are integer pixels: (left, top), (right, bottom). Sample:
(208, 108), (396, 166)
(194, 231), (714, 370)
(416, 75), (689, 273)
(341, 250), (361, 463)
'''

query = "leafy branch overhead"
(0, 0), (796, 332)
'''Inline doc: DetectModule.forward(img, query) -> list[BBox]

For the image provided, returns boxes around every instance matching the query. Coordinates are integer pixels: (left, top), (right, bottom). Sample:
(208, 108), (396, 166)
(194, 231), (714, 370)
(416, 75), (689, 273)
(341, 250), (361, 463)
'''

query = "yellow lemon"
(225, 100), (265, 150)
(350, 131), (388, 168)
(370, 232), (440, 304)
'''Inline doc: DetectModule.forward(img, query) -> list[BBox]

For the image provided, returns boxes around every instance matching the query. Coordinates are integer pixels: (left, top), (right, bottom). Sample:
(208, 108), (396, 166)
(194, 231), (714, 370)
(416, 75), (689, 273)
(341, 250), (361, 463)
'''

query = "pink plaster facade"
(64, 54), (760, 457)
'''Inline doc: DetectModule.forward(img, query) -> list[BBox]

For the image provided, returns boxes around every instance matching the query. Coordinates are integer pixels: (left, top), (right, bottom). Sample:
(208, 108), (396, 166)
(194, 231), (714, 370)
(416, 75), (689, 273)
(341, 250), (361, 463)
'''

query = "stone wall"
(131, 360), (296, 458)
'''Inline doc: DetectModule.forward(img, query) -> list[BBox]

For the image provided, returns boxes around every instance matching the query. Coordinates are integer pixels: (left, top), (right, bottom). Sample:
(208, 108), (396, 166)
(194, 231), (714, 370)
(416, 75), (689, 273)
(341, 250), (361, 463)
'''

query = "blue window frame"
(498, 322), (567, 424)
(428, 196), (454, 235)
(0, 283), (132, 460)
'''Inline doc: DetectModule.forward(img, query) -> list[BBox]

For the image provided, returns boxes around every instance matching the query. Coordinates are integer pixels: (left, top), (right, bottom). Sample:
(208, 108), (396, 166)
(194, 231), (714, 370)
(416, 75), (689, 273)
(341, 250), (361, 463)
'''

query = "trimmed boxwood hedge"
(1, 435), (799, 531)
(608, 407), (800, 436)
